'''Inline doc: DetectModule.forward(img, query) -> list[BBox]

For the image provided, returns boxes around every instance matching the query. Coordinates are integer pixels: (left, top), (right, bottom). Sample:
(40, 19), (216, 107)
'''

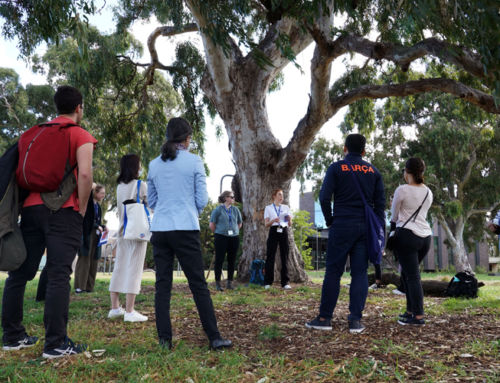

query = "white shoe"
(369, 283), (378, 290)
(264, 285), (271, 290)
(392, 289), (405, 296)
(107, 307), (126, 319)
(124, 310), (148, 322)
(283, 284), (292, 290)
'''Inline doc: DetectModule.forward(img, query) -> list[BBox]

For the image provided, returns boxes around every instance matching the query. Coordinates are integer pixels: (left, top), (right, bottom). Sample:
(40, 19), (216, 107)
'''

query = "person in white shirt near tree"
(263, 189), (292, 290)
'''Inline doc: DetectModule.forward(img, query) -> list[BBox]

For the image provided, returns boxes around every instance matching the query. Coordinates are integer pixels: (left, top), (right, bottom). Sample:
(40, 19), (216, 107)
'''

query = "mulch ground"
(163, 283), (500, 381)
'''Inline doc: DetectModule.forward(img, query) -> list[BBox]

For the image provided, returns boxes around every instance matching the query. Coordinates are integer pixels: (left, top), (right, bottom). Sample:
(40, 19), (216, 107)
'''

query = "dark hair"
(117, 154), (140, 184)
(345, 134), (366, 154)
(54, 85), (83, 114)
(218, 190), (234, 204)
(94, 184), (105, 194)
(405, 157), (425, 184)
(161, 117), (193, 161)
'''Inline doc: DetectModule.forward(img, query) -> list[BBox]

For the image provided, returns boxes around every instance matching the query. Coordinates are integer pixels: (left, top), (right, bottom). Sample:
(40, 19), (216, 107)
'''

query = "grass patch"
(0, 271), (498, 382)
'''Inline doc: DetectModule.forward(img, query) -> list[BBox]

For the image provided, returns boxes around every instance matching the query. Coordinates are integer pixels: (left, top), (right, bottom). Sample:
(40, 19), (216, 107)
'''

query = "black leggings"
(214, 234), (239, 281)
(394, 228), (431, 316)
(264, 226), (289, 286)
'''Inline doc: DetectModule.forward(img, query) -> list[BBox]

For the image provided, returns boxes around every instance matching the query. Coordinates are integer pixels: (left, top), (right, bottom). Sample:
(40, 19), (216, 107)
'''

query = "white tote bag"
(123, 180), (152, 241)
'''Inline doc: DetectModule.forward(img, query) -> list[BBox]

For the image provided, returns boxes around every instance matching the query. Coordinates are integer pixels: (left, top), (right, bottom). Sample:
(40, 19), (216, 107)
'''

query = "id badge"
(276, 227), (283, 233)
(228, 230), (234, 236)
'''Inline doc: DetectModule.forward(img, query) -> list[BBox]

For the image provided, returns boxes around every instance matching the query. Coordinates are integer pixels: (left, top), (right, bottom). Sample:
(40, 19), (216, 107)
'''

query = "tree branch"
(457, 149), (476, 201)
(278, 6), (335, 179)
(329, 78), (500, 115)
(467, 202), (500, 219)
(317, 34), (491, 80)
(185, 0), (238, 99)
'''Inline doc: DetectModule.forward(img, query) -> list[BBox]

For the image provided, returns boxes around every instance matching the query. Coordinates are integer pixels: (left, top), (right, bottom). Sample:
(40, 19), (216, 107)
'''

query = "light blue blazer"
(147, 150), (208, 231)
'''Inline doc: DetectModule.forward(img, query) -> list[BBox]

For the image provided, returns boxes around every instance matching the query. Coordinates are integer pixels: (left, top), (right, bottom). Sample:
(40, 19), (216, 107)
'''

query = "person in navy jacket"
(306, 134), (385, 334)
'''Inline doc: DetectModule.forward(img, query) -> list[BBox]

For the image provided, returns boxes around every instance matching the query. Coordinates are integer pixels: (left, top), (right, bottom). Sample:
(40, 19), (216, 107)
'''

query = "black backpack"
(0, 143), (27, 271)
(445, 271), (479, 299)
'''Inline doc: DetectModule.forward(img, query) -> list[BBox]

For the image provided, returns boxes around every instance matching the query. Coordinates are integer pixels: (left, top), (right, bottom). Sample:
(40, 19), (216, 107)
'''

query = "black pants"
(151, 231), (220, 342)
(214, 234), (239, 282)
(74, 231), (99, 292)
(2, 206), (82, 351)
(393, 228), (431, 316)
(264, 226), (289, 287)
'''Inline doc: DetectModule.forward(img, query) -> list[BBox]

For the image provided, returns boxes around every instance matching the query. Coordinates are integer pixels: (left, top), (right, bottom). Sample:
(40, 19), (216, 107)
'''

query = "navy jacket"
(319, 153), (385, 226)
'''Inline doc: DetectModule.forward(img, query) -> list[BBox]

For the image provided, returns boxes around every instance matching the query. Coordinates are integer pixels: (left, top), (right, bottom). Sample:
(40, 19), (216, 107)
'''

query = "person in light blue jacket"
(147, 117), (232, 351)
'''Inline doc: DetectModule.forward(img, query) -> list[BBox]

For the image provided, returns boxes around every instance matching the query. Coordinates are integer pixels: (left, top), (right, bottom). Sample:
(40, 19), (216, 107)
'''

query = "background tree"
(33, 28), (182, 211)
(379, 93), (500, 273)
(0, 68), (56, 151)
(2, 0), (499, 281)
(292, 210), (317, 271)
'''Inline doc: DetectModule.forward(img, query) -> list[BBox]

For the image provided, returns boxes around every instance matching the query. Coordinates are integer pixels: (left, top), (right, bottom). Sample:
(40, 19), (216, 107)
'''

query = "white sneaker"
(124, 310), (148, 322)
(264, 285), (271, 290)
(369, 283), (378, 290)
(283, 284), (292, 290)
(392, 289), (405, 296)
(107, 307), (126, 319)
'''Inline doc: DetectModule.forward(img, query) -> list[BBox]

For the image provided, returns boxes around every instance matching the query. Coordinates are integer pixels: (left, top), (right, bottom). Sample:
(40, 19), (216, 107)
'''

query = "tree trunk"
(204, 75), (308, 282)
(438, 216), (473, 273)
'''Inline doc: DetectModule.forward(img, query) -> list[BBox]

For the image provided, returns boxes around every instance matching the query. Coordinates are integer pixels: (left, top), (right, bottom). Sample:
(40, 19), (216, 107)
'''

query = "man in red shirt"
(2, 86), (97, 358)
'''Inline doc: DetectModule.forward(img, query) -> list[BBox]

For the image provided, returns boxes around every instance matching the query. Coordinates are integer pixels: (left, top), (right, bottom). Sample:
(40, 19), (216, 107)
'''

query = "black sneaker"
(42, 337), (88, 359)
(305, 316), (332, 330)
(398, 315), (425, 326)
(348, 320), (366, 334)
(398, 312), (412, 320)
(2, 335), (39, 350)
(210, 337), (232, 350)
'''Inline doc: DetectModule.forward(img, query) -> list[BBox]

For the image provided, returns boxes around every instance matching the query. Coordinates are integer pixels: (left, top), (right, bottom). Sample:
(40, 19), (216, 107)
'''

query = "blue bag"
(249, 259), (265, 285)
(347, 162), (385, 265)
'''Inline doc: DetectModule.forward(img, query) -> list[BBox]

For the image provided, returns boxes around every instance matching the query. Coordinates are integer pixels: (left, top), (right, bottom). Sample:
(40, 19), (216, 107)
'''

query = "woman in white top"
(107, 154), (148, 322)
(390, 158), (433, 326)
(263, 189), (293, 289)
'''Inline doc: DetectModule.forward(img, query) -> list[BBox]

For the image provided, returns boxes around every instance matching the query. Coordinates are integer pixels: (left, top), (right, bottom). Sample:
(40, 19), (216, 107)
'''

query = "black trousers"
(74, 231), (99, 292)
(264, 226), (289, 287)
(214, 234), (239, 282)
(393, 228), (431, 316)
(1, 206), (82, 351)
(151, 231), (220, 342)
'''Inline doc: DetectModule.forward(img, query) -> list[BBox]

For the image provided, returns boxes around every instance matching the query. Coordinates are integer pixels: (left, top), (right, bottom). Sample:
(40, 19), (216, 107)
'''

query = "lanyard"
(223, 205), (232, 224)
(273, 203), (281, 220)
(94, 202), (99, 222)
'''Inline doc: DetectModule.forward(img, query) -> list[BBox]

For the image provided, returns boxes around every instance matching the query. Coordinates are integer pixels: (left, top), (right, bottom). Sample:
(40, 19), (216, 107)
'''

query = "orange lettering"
(341, 164), (349, 171)
(361, 165), (368, 173)
(354, 165), (362, 172)
(368, 166), (375, 173)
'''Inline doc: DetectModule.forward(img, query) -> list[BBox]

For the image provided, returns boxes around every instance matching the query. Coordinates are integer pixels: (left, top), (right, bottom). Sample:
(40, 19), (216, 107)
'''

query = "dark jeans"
(394, 228), (431, 316)
(319, 218), (368, 321)
(2, 206), (82, 351)
(214, 234), (239, 282)
(264, 226), (289, 287)
(151, 231), (220, 342)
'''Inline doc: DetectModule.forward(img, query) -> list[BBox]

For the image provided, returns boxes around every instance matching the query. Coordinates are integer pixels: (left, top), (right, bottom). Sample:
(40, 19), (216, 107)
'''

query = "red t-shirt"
(23, 116), (98, 211)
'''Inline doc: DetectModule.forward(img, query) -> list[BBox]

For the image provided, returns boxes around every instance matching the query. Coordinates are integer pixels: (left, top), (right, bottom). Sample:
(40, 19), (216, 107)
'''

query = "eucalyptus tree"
(0, 68), (56, 151)
(2, 0), (499, 280)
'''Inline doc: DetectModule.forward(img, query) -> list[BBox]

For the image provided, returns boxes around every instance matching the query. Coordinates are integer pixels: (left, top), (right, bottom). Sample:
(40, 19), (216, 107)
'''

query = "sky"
(0, 4), (349, 229)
